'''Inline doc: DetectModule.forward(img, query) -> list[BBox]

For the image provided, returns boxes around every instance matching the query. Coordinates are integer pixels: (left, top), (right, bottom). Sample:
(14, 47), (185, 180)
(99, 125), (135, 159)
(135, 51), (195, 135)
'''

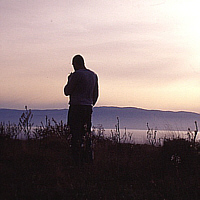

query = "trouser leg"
(67, 105), (93, 165)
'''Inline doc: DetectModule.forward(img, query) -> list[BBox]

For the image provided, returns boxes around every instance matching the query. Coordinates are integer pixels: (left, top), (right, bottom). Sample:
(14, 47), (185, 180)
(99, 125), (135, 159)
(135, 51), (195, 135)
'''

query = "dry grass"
(0, 129), (199, 200)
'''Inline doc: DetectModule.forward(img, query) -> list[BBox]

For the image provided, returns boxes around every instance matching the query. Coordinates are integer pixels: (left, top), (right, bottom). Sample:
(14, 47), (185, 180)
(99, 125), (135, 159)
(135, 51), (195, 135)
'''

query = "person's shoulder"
(86, 69), (98, 76)
(77, 68), (98, 78)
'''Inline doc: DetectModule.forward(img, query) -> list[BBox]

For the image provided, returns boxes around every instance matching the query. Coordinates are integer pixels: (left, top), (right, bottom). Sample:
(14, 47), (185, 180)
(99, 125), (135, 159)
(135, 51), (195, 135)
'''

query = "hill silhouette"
(0, 106), (199, 130)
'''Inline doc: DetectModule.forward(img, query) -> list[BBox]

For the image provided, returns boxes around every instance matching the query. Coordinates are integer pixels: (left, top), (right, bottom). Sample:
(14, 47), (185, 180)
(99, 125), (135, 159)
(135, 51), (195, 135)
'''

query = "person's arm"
(93, 75), (99, 105)
(64, 73), (78, 96)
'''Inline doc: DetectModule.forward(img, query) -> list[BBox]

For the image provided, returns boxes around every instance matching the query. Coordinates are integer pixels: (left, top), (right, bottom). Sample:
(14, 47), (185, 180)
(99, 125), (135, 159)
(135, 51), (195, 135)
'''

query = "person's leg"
(67, 106), (83, 165)
(82, 106), (93, 162)
(67, 105), (93, 164)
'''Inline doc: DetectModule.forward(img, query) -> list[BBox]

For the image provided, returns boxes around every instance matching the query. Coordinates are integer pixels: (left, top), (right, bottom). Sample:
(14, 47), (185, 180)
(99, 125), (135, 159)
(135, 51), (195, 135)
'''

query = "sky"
(1, 0), (200, 113)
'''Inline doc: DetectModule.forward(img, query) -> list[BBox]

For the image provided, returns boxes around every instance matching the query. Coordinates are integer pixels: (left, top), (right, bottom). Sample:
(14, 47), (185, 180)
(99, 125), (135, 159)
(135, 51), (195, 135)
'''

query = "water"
(100, 129), (200, 146)
(14, 127), (200, 145)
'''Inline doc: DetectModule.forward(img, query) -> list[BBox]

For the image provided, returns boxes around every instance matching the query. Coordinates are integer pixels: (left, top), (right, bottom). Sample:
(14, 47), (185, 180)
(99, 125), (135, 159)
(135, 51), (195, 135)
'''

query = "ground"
(0, 133), (199, 200)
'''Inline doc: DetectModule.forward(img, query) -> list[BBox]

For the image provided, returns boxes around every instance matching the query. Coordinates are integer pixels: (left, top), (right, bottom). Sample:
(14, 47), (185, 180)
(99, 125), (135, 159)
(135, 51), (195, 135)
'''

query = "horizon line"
(0, 106), (200, 115)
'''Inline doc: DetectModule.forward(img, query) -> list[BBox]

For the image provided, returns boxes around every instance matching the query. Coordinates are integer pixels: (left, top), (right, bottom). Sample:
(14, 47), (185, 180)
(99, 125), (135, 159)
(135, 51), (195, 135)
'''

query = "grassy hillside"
(0, 121), (199, 200)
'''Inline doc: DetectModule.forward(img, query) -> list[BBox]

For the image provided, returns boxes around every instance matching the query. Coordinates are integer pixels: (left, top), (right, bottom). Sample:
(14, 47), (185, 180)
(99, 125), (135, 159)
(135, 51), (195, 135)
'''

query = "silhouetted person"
(64, 55), (99, 165)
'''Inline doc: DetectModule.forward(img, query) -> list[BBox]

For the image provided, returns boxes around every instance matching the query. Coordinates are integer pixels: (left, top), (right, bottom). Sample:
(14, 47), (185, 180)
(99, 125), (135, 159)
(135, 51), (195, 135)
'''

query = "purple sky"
(1, 0), (200, 112)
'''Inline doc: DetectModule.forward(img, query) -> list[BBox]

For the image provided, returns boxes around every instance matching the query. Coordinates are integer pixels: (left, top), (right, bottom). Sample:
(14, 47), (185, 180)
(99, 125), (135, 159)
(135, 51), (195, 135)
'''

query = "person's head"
(72, 55), (85, 70)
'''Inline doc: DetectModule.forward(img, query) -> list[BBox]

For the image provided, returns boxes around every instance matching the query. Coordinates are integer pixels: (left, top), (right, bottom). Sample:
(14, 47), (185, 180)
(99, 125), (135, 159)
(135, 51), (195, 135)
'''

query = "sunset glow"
(0, 0), (200, 113)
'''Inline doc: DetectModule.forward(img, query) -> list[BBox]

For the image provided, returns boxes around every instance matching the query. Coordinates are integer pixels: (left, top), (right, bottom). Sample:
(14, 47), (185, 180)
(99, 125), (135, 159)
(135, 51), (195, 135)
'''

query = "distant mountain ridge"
(0, 107), (199, 130)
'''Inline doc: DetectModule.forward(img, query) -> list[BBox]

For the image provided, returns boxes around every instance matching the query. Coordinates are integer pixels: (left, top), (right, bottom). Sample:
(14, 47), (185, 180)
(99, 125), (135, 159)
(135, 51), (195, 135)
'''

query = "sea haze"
(0, 107), (199, 131)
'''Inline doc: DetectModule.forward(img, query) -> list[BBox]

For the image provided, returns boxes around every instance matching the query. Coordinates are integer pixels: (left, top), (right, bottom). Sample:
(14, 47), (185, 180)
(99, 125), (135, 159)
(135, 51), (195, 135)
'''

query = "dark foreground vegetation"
(0, 133), (199, 199)
(0, 108), (199, 199)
